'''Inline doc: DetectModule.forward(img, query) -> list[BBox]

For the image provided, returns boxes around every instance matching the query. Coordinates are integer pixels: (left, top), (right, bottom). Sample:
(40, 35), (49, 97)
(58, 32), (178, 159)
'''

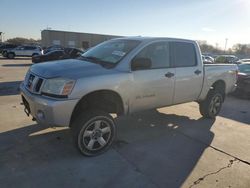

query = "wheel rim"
(81, 119), (112, 151)
(209, 95), (222, 116)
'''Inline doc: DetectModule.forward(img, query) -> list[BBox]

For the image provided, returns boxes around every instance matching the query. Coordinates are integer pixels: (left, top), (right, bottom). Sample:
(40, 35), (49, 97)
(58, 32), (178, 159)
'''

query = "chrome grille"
(25, 72), (44, 94)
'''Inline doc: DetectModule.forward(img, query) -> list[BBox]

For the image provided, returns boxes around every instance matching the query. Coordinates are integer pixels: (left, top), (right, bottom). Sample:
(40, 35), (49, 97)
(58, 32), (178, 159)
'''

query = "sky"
(0, 0), (250, 49)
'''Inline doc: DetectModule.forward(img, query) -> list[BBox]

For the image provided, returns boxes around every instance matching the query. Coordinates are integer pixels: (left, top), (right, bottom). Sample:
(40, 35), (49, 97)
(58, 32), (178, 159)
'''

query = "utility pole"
(0, 32), (5, 43)
(224, 38), (228, 53)
(215, 43), (219, 50)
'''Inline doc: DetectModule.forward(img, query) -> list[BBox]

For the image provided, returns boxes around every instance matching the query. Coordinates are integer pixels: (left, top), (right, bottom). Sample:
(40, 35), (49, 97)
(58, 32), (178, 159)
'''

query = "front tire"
(2, 51), (7, 57)
(71, 110), (116, 156)
(199, 90), (223, 119)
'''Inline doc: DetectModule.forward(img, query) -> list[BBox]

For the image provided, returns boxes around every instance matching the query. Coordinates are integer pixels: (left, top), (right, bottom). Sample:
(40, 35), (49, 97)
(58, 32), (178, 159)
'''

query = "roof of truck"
(112, 36), (196, 43)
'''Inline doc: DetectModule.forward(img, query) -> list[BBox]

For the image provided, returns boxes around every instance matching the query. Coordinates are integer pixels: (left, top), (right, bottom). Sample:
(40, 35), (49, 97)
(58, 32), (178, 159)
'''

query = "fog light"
(37, 110), (45, 120)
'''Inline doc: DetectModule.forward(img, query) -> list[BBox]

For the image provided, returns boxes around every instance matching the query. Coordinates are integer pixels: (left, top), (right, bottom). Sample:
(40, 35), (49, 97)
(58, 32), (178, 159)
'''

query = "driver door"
(130, 41), (175, 113)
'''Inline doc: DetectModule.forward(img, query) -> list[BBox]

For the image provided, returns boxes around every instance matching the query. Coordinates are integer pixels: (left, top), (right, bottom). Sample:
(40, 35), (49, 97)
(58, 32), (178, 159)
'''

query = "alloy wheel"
(81, 119), (112, 151)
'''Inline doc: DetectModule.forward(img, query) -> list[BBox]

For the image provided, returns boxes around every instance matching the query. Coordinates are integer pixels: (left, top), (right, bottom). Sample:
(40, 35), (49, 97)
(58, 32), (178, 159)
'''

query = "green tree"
(6, 37), (41, 45)
(197, 41), (224, 54)
(232, 44), (250, 56)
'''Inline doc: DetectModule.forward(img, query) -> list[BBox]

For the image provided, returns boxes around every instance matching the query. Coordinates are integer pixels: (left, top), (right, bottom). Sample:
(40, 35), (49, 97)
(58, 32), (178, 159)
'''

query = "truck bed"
(198, 64), (238, 101)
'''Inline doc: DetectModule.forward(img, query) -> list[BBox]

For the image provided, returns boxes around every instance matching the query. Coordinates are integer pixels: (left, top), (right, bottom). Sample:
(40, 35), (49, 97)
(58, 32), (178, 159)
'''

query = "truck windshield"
(80, 39), (141, 65)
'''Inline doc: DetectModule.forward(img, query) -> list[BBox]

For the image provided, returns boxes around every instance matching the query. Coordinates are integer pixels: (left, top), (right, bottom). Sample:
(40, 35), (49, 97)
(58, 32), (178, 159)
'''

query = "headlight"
(41, 78), (75, 97)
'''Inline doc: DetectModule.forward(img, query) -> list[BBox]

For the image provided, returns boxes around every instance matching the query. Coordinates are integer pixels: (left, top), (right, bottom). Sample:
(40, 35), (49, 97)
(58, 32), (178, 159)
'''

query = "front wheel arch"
(69, 90), (125, 127)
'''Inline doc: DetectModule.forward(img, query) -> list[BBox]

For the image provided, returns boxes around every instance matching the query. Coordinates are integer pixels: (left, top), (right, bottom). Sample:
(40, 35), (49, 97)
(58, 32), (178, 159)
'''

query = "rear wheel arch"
(70, 90), (125, 126)
(199, 80), (226, 118)
(210, 80), (226, 100)
(7, 52), (15, 58)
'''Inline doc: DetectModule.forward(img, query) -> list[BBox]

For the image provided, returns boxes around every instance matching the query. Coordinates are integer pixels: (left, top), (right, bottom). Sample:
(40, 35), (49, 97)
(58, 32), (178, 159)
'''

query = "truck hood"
(30, 59), (117, 79)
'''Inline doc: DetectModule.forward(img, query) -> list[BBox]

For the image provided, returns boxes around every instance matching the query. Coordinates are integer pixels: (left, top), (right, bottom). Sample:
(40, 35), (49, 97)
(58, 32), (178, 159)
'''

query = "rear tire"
(199, 90), (223, 119)
(7, 53), (15, 59)
(71, 110), (116, 156)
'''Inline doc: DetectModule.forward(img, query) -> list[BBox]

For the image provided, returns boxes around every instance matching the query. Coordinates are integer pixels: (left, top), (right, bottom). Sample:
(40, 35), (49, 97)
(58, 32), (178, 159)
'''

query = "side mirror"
(131, 57), (152, 71)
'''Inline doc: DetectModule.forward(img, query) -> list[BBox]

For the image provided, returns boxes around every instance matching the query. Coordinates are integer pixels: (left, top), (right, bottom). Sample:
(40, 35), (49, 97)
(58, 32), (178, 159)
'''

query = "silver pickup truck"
(20, 37), (237, 156)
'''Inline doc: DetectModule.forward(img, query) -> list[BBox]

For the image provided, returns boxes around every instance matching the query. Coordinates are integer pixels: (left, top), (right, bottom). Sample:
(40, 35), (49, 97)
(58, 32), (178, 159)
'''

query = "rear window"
(170, 42), (197, 67)
(48, 50), (64, 55)
(54, 51), (64, 56)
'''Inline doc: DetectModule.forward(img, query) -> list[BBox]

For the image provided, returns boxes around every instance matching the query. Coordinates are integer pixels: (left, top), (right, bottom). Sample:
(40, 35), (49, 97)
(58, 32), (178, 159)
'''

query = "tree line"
(198, 41), (250, 57)
(4, 37), (41, 46)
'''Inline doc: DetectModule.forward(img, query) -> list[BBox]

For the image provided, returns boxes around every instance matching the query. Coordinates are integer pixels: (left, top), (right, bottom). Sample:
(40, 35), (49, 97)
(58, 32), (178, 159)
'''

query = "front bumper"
(20, 83), (79, 127)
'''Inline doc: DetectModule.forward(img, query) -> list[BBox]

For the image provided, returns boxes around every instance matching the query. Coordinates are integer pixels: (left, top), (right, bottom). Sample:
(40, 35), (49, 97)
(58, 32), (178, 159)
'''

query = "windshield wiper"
(79, 56), (102, 63)
(79, 56), (115, 68)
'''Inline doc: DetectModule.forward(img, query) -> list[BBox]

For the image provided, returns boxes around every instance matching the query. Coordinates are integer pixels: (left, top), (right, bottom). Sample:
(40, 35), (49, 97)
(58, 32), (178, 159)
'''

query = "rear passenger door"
(14, 46), (25, 56)
(25, 46), (36, 56)
(130, 41), (175, 112)
(170, 41), (203, 104)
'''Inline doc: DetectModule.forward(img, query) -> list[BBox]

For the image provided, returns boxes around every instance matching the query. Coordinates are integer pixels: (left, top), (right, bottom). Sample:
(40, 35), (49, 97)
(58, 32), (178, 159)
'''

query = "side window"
(134, 42), (170, 69)
(170, 42), (197, 67)
(18, 46), (24, 50)
(54, 51), (64, 57)
(24, 46), (35, 50)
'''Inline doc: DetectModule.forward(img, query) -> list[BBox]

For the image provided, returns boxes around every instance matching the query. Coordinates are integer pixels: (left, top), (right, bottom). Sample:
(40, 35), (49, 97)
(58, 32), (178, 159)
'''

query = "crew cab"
(20, 37), (237, 156)
(6, 45), (43, 59)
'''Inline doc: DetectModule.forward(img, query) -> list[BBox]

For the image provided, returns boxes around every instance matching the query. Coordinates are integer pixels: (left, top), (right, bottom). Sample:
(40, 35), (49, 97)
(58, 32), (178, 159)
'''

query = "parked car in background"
(234, 62), (250, 98)
(43, 45), (64, 54)
(64, 48), (84, 57)
(6, 45), (43, 59)
(20, 37), (237, 156)
(202, 55), (213, 64)
(215, 55), (239, 64)
(32, 48), (83, 63)
(236, 58), (250, 64)
(32, 50), (65, 63)
(0, 43), (17, 56)
(204, 55), (214, 63)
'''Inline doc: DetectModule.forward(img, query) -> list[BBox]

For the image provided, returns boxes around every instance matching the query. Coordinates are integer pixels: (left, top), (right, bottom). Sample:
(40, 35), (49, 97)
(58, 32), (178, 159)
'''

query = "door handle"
(194, 69), (202, 75)
(165, 72), (175, 78)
